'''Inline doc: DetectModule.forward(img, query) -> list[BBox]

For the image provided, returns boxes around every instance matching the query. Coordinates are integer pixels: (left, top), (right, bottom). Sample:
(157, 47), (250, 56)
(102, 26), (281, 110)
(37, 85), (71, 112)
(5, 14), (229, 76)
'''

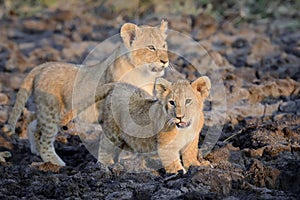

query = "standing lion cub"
(63, 76), (211, 174)
(3, 21), (169, 166)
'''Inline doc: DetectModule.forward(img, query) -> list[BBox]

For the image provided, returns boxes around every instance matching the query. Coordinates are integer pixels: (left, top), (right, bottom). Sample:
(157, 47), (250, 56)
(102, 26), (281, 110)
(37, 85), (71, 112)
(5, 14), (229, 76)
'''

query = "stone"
(247, 36), (279, 65)
(0, 110), (7, 123)
(0, 93), (9, 105)
(23, 20), (47, 32)
(279, 101), (297, 113)
(8, 75), (24, 90)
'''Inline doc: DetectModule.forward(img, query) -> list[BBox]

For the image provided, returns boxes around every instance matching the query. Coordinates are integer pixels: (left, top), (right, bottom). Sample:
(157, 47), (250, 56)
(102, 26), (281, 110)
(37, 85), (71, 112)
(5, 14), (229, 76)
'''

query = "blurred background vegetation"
(0, 0), (299, 26)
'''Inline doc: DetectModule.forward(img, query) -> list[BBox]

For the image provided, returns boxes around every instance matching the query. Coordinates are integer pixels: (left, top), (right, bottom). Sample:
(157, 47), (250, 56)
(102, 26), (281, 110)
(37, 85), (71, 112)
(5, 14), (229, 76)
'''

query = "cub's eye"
(185, 99), (192, 105)
(147, 45), (156, 51)
(168, 100), (176, 106)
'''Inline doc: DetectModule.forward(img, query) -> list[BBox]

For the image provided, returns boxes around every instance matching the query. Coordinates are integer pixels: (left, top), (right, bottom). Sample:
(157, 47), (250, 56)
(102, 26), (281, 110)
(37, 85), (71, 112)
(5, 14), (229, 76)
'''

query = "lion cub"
(3, 21), (169, 166)
(64, 76), (211, 174)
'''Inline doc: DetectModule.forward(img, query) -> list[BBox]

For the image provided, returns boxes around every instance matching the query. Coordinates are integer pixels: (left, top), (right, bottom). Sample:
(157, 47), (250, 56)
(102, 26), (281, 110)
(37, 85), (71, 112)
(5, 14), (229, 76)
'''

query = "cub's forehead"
(170, 80), (193, 96)
(137, 26), (165, 43)
(172, 80), (190, 88)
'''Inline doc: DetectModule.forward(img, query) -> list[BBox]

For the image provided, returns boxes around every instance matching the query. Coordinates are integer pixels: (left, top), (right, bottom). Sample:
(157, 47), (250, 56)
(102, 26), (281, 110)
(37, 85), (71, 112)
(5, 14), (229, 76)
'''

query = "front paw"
(31, 162), (62, 173)
(184, 159), (212, 169)
(165, 162), (186, 174)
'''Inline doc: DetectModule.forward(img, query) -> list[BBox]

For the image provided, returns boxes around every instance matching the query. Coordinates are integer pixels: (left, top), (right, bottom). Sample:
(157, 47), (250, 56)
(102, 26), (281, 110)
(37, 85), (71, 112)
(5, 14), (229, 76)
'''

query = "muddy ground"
(0, 1), (300, 199)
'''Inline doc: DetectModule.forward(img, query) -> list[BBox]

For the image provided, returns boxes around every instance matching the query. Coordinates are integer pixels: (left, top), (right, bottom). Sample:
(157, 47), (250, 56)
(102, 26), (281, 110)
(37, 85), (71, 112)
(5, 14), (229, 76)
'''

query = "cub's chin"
(153, 70), (165, 77)
(149, 65), (165, 76)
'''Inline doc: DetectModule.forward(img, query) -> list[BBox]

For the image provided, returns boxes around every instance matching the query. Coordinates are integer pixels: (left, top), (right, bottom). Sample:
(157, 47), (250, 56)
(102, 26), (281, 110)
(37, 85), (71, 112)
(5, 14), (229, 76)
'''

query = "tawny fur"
(3, 21), (169, 166)
(62, 76), (211, 174)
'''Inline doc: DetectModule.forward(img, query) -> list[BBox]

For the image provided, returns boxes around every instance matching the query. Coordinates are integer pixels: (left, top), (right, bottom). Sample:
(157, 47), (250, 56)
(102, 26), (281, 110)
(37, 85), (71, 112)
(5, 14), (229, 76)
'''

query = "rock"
(23, 20), (48, 32)
(247, 36), (279, 65)
(0, 93), (9, 105)
(210, 51), (232, 68)
(248, 159), (281, 188)
(167, 15), (193, 33)
(248, 78), (300, 103)
(205, 143), (241, 169)
(51, 9), (75, 22)
(78, 25), (93, 36)
(151, 187), (182, 200)
(258, 53), (300, 80)
(243, 147), (265, 158)
(5, 50), (30, 72)
(191, 168), (233, 195)
(279, 101), (297, 113)
(105, 191), (133, 200)
(0, 110), (8, 123)
(29, 46), (61, 63)
(233, 67), (256, 83)
(264, 144), (291, 157)
(192, 13), (218, 40)
(18, 42), (36, 51)
(8, 74), (24, 90)
(230, 103), (265, 119)
(52, 34), (71, 47)
(62, 42), (93, 61)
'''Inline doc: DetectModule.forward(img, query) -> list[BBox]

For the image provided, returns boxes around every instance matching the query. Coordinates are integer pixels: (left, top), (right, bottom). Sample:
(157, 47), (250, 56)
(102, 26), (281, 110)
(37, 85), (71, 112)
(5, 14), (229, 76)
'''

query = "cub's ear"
(120, 23), (140, 48)
(160, 20), (168, 37)
(191, 76), (211, 98)
(154, 78), (171, 99)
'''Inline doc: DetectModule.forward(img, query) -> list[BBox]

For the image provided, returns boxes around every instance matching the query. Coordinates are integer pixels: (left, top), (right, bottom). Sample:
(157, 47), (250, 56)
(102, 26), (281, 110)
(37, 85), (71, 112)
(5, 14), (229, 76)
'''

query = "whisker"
(171, 63), (177, 71)
(166, 118), (176, 127)
(167, 64), (171, 70)
(167, 63), (172, 70)
(168, 63), (176, 71)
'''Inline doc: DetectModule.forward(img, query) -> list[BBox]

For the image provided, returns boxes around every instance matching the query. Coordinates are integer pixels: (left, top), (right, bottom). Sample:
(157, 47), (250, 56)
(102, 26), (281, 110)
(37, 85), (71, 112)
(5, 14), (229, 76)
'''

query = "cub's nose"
(176, 114), (185, 121)
(160, 59), (168, 65)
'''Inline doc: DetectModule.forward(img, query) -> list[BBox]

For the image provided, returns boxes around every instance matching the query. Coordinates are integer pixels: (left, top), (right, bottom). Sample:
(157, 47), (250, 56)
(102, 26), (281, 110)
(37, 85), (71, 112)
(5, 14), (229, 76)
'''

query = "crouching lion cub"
(63, 76), (211, 174)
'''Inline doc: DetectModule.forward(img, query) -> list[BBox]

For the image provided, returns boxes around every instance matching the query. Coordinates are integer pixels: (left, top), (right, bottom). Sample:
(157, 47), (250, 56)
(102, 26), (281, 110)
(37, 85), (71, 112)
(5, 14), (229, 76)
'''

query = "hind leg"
(35, 93), (65, 166)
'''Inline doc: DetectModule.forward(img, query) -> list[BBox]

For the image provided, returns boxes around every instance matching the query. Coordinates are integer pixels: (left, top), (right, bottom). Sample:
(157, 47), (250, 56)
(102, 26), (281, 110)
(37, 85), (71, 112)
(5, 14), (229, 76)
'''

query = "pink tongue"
(178, 122), (186, 127)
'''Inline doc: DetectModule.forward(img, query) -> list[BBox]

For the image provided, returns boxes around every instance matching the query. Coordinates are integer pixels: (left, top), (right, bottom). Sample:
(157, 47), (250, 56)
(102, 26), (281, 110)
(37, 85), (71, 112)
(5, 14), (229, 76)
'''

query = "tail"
(60, 83), (116, 126)
(2, 65), (46, 136)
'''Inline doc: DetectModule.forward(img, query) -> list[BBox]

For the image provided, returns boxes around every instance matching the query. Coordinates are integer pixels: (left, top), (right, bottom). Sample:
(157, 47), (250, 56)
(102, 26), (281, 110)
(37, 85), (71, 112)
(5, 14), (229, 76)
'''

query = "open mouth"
(175, 120), (191, 128)
(151, 66), (164, 72)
